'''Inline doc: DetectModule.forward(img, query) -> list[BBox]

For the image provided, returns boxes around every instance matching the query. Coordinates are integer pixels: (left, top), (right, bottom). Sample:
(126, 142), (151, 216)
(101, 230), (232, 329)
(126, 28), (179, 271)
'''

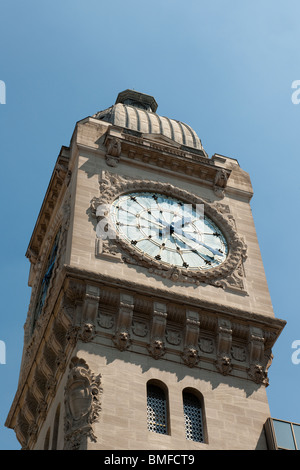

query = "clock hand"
(172, 233), (215, 266)
(174, 231), (222, 257)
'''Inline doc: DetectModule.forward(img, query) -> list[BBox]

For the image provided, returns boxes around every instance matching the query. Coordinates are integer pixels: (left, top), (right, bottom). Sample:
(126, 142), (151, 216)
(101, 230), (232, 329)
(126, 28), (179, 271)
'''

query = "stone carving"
(214, 169), (230, 198)
(182, 310), (200, 367)
(247, 327), (269, 385)
(79, 322), (96, 343)
(105, 137), (122, 167)
(166, 329), (181, 346)
(90, 171), (248, 291)
(199, 337), (214, 354)
(113, 293), (134, 351)
(215, 318), (232, 375)
(147, 302), (167, 359)
(231, 345), (246, 362)
(132, 321), (148, 337)
(64, 357), (102, 450)
(98, 313), (114, 330)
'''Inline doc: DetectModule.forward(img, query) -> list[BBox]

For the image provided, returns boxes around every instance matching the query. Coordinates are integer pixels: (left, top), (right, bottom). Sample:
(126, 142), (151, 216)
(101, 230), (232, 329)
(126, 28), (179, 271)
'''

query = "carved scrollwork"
(64, 357), (102, 450)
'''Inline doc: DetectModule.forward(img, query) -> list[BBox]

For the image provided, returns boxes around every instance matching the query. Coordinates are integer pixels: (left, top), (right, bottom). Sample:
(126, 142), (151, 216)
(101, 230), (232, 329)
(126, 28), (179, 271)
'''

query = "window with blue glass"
(265, 417), (300, 450)
(32, 230), (60, 330)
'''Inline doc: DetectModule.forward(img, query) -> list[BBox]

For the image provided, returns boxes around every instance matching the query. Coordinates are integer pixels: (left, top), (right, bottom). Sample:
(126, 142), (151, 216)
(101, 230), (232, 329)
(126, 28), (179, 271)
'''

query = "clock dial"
(110, 192), (228, 270)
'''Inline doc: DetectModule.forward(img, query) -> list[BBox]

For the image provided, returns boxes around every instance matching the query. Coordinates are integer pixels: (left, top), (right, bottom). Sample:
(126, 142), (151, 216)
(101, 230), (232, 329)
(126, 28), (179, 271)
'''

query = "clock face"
(110, 192), (228, 270)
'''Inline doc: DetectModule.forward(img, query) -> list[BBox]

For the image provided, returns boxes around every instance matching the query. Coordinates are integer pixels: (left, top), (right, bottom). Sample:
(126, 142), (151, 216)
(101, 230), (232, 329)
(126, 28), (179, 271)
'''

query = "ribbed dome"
(93, 90), (206, 153)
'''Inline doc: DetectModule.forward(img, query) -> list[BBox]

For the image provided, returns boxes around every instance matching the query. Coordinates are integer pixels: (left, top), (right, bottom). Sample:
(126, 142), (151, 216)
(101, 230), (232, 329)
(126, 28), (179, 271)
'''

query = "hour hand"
(176, 231), (221, 257)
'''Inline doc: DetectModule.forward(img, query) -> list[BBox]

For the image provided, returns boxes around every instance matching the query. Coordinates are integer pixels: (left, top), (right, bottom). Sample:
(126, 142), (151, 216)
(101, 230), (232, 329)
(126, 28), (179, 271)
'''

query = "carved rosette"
(64, 357), (102, 450)
(90, 171), (248, 291)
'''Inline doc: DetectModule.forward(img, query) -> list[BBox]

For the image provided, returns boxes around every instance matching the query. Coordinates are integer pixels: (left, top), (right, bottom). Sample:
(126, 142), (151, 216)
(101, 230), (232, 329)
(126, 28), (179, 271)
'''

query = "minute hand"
(174, 231), (221, 256)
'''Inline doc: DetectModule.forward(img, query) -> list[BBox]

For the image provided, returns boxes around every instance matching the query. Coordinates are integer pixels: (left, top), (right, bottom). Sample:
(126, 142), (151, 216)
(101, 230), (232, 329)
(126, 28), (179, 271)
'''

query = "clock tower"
(6, 90), (285, 450)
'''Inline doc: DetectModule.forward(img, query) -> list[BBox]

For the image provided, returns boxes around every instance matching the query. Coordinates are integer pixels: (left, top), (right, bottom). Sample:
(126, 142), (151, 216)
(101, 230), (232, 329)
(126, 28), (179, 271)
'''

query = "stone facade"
(6, 91), (285, 450)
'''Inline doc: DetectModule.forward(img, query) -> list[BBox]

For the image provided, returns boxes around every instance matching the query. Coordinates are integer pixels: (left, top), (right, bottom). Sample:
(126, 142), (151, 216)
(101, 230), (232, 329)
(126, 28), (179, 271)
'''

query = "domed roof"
(93, 90), (206, 154)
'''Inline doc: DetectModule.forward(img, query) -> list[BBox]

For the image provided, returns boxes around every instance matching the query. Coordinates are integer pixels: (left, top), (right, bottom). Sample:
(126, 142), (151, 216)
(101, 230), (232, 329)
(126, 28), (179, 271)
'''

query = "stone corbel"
(213, 169), (230, 198)
(182, 310), (200, 367)
(147, 302), (167, 359)
(113, 293), (134, 351)
(215, 318), (232, 375)
(105, 136), (122, 167)
(248, 327), (268, 385)
(80, 285), (101, 342)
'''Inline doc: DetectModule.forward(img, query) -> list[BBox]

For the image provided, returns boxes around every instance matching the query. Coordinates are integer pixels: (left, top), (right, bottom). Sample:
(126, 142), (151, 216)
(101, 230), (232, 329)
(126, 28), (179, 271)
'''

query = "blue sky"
(0, 1), (300, 449)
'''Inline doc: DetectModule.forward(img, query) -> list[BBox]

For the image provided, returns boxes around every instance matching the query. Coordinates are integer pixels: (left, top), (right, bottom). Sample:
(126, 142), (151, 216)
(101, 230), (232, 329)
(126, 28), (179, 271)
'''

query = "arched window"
(182, 390), (205, 443)
(147, 382), (169, 435)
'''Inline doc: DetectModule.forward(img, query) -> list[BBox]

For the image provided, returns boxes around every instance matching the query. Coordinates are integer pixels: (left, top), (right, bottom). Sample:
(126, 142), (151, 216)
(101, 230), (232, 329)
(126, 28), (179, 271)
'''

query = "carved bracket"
(214, 169), (230, 198)
(182, 310), (200, 367)
(215, 318), (232, 375)
(247, 327), (268, 385)
(148, 302), (167, 359)
(104, 136), (122, 167)
(113, 293), (134, 351)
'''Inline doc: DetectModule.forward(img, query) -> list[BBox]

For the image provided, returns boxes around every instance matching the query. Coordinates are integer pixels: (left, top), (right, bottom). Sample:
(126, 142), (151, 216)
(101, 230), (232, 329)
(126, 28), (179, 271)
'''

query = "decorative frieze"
(102, 127), (228, 193)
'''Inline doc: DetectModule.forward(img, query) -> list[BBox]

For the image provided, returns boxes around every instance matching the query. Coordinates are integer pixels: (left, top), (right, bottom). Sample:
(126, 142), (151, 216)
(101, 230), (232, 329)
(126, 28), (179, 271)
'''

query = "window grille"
(147, 384), (168, 435)
(183, 391), (204, 442)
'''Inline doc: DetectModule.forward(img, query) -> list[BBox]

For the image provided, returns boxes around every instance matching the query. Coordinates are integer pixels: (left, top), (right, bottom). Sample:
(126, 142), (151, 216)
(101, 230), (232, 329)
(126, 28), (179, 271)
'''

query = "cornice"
(64, 264), (286, 335)
(26, 147), (71, 264)
(103, 126), (232, 198)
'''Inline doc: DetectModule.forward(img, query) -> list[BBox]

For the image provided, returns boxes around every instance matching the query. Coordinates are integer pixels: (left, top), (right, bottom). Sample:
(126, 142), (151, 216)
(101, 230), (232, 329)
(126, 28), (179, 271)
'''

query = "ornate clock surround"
(91, 171), (247, 290)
